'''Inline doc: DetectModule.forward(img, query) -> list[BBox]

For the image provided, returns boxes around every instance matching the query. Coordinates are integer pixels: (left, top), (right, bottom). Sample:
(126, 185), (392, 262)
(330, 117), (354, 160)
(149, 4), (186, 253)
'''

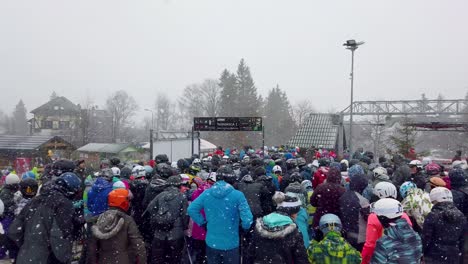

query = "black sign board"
(194, 117), (262, 131)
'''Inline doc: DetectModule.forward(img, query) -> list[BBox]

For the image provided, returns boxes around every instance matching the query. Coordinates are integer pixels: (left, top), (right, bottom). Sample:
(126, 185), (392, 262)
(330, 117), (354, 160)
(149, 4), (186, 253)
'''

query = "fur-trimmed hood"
(255, 213), (297, 239)
(92, 209), (126, 240)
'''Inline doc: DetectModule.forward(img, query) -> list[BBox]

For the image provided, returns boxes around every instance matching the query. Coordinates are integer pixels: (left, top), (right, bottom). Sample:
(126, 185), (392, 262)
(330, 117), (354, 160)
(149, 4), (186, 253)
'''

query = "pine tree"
(12, 100), (28, 135)
(389, 116), (417, 158)
(219, 69), (238, 116)
(263, 85), (296, 146)
(236, 59), (259, 117)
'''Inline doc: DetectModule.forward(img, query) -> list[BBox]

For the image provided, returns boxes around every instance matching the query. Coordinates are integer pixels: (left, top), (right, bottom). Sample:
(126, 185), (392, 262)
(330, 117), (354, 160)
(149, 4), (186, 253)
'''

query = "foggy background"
(1, 0), (467, 117)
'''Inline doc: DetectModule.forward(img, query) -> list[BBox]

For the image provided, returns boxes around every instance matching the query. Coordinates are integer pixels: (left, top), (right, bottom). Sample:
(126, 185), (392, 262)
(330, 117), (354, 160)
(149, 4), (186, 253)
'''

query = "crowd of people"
(0, 146), (467, 264)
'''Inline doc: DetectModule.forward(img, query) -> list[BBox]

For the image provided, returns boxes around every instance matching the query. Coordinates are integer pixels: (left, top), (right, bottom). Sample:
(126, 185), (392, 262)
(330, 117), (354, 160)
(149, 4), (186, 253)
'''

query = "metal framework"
(341, 99), (468, 116)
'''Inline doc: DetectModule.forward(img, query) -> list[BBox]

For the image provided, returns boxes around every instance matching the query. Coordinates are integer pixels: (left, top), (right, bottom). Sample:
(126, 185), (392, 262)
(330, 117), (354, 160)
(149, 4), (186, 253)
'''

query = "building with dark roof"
(288, 113), (345, 150)
(0, 135), (75, 168)
(30, 96), (81, 144)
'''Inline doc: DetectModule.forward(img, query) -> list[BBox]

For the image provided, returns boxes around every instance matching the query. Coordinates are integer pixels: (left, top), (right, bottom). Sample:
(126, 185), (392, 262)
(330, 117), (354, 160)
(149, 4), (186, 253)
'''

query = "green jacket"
(307, 231), (361, 264)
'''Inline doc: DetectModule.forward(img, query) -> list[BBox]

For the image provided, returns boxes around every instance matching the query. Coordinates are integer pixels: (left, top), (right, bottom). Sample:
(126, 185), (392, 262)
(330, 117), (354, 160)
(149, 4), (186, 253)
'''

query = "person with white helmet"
(422, 187), (466, 264)
(408, 160), (426, 190)
(307, 214), (361, 264)
(371, 166), (390, 188)
(361, 182), (413, 264)
(0, 174), (20, 259)
(371, 198), (422, 264)
(272, 165), (283, 190)
(372, 181), (397, 202)
(400, 181), (432, 233)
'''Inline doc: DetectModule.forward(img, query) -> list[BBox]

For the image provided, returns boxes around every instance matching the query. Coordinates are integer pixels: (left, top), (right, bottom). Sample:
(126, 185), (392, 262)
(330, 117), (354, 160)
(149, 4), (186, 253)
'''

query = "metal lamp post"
(343, 39), (364, 153)
(144, 109), (155, 160)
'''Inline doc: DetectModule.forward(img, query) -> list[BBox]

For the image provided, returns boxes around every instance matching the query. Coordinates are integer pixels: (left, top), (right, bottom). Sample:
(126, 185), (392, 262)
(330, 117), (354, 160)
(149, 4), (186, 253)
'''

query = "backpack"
(151, 192), (181, 231)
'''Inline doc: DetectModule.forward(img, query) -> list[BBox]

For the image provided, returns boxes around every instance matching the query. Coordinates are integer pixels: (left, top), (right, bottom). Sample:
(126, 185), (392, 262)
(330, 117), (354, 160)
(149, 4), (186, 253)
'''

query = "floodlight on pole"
(343, 39), (364, 153)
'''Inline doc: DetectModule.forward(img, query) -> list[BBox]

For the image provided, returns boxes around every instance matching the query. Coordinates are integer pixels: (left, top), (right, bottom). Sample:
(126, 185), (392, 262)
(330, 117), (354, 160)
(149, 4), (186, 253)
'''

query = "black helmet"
(286, 159), (298, 170)
(155, 154), (169, 164)
(54, 172), (82, 198)
(297, 157), (306, 167)
(110, 157), (121, 167)
(51, 160), (76, 176)
(120, 167), (132, 179)
(318, 158), (330, 167)
(20, 178), (39, 198)
(177, 159), (190, 171)
(290, 172), (304, 183)
(156, 163), (173, 179)
(217, 166), (236, 184)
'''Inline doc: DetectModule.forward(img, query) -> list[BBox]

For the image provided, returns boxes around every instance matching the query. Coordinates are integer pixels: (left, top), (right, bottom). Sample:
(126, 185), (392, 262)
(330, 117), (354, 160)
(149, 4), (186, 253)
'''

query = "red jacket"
(312, 167), (329, 189)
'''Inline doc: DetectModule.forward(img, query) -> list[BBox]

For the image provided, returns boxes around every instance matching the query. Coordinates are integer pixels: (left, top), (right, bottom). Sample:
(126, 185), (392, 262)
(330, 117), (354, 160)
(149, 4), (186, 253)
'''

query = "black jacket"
(129, 178), (148, 227)
(339, 174), (370, 245)
(8, 187), (75, 264)
(422, 202), (467, 263)
(0, 185), (18, 217)
(238, 175), (276, 218)
(145, 186), (188, 241)
(254, 214), (308, 264)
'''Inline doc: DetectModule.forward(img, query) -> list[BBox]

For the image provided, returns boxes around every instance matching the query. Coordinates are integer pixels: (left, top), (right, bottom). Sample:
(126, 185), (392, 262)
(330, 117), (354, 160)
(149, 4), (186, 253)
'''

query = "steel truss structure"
(341, 99), (468, 116)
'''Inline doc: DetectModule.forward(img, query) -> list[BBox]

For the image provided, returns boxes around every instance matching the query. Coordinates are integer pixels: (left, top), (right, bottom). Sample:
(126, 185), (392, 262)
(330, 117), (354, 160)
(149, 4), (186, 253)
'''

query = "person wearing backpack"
(146, 175), (188, 264)
(86, 189), (146, 264)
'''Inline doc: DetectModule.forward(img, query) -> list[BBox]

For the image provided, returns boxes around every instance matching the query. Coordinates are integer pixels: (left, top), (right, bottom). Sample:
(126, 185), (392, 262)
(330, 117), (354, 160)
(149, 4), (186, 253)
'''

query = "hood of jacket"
(432, 201), (465, 223)
(327, 168), (342, 184)
(92, 177), (113, 193)
(92, 209), (126, 240)
(256, 212), (297, 239)
(210, 180), (234, 199)
(349, 174), (368, 194)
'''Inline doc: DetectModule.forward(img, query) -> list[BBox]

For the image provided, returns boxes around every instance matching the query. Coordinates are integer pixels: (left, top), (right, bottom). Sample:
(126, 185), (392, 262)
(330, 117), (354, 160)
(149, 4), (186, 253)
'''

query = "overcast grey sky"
(1, 0), (467, 118)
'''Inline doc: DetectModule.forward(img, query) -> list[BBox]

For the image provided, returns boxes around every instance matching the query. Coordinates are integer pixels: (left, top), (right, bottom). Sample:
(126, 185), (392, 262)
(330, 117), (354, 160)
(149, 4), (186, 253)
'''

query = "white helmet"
(312, 160), (320, 168)
(430, 187), (453, 204)
(207, 172), (217, 182)
(371, 198), (403, 219)
(409, 160), (423, 168)
(192, 158), (201, 165)
(171, 161), (178, 169)
(132, 165), (146, 178)
(111, 167), (121, 177)
(222, 155), (229, 160)
(373, 182), (397, 199)
(373, 167), (387, 177)
(273, 165), (282, 173)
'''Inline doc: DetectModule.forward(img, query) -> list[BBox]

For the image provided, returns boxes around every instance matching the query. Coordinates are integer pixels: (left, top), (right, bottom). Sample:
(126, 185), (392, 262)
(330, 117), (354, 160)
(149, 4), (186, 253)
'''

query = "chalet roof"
(0, 135), (75, 151)
(31, 96), (80, 115)
(288, 113), (340, 149)
(77, 143), (135, 154)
